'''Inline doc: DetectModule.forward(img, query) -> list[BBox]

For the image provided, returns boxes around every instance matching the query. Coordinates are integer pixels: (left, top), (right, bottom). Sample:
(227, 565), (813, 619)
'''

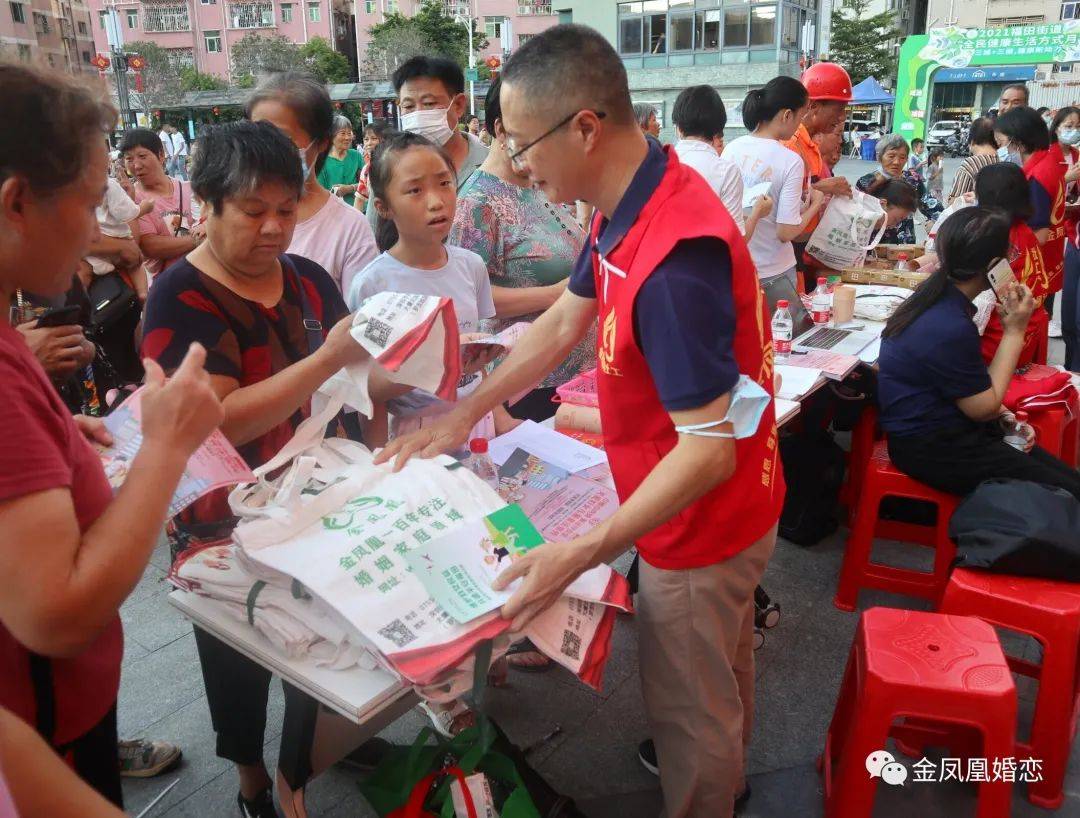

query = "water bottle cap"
(898, 253), (909, 260)
(777, 299), (789, 308)
(469, 438), (489, 454)
(817, 277), (827, 284)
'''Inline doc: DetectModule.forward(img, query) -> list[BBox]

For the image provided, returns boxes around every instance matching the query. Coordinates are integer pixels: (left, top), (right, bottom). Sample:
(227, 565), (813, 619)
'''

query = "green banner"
(894, 22), (1080, 141)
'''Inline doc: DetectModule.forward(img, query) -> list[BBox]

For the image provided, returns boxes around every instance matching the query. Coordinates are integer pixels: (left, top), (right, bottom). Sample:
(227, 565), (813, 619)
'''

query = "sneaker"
(1050, 319), (1063, 338)
(117, 738), (182, 778)
(337, 737), (393, 772)
(237, 788), (276, 818)
(637, 739), (659, 775)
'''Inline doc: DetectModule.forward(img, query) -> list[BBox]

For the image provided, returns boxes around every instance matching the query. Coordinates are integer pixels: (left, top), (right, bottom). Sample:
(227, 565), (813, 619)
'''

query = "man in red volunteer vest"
(378, 24), (785, 817)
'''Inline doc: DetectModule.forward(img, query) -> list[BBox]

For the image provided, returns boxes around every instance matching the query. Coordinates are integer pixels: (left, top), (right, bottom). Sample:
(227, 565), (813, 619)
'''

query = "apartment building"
(2, 0), (98, 72)
(84, 0), (349, 79)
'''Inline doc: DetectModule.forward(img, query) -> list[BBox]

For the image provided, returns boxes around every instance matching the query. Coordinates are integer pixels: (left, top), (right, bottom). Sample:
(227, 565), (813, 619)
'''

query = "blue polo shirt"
(877, 285), (992, 437)
(568, 141), (739, 411)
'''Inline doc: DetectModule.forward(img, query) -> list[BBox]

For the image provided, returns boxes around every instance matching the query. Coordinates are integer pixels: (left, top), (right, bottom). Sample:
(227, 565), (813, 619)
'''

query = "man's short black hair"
(671, 85), (726, 141)
(1003, 82), (1029, 102)
(190, 120), (304, 213)
(119, 127), (165, 158)
(392, 55), (464, 98)
(502, 24), (634, 126)
(968, 116), (996, 148)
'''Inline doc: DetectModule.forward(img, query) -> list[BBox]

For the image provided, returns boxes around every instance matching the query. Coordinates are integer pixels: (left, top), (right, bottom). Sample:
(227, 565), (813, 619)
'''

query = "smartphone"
(35, 305), (82, 328)
(986, 257), (1017, 303)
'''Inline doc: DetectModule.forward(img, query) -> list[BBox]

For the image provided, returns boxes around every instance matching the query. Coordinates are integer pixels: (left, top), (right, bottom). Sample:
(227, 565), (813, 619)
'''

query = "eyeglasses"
(506, 110), (606, 171)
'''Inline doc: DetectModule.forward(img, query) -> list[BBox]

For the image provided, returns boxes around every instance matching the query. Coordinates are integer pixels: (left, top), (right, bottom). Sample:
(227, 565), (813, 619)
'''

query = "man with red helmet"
(783, 62), (854, 285)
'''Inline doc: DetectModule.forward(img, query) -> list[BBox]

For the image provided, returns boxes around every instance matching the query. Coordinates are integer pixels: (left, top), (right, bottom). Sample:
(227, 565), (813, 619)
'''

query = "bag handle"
(400, 766), (478, 818)
(849, 190), (889, 253)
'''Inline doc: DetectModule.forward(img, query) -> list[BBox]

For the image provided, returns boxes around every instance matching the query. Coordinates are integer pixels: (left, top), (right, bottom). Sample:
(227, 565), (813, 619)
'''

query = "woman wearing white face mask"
(1051, 106), (1080, 367)
(246, 71), (378, 296)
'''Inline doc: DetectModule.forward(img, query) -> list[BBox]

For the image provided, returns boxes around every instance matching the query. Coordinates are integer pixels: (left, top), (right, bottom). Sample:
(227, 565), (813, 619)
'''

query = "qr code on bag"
(560, 629), (581, 661)
(363, 317), (393, 347)
(378, 618), (417, 649)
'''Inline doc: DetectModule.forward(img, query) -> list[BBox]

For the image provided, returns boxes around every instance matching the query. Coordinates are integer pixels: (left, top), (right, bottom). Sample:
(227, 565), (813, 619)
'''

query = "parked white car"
(927, 119), (963, 147)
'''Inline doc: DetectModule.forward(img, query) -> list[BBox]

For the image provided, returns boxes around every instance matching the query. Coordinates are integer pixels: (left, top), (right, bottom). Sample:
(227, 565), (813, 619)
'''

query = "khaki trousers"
(637, 525), (778, 818)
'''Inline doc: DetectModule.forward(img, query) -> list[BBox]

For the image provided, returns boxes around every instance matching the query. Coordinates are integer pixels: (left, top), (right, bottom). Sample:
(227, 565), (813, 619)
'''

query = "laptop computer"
(762, 275), (877, 356)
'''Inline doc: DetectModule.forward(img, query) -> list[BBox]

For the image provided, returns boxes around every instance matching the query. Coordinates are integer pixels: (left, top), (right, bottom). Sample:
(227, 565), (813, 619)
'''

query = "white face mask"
(400, 107), (454, 146)
(1060, 128), (1080, 147)
(297, 140), (316, 181)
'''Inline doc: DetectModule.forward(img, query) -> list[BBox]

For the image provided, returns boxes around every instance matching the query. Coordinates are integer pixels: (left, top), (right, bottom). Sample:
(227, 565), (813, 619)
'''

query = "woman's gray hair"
(632, 102), (656, 129)
(331, 115), (353, 136)
(876, 133), (909, 161)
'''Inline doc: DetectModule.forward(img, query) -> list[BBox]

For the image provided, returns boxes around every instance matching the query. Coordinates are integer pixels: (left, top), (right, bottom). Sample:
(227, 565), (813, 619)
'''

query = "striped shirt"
(946, 153), (998, 204)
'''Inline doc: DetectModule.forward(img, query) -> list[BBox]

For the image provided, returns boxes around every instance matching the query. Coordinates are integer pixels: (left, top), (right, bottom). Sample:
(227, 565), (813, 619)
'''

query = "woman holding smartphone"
(877, 207), (1080, 500)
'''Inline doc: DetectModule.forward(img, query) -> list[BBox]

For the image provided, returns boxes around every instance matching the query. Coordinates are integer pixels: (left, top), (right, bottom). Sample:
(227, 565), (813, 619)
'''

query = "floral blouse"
(450, 170), (596, 388)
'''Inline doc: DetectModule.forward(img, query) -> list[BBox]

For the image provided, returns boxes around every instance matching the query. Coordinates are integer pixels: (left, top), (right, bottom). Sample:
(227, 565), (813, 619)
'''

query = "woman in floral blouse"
(449, 77), (596, 422)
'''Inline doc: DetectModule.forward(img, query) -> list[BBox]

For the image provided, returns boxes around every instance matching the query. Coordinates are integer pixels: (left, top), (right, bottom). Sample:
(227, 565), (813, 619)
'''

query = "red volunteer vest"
(1023, 145), (1067, 293)
(981, 221), (1049, 365)
(592, 146), (785, 570)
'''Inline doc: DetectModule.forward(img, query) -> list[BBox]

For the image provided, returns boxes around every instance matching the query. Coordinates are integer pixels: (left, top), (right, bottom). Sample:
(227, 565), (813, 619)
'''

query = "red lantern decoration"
(90, 53), (111, 71)
(485, 55), (501, 71)
(126, 54), (145, 71)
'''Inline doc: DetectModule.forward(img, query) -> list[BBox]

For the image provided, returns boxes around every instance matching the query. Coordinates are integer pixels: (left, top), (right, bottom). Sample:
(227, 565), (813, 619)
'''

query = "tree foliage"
(123, 40), (184, 111)
(300, 36), (353, 84)
(230, 33), (304, 85)
(363, 0), (487, 81)
(180, 67), (228, 92)
(828, 0), (901, 86)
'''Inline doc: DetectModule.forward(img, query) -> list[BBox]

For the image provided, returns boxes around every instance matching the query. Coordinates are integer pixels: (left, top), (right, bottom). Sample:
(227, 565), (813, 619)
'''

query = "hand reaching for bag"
(140, 343), (224, 460)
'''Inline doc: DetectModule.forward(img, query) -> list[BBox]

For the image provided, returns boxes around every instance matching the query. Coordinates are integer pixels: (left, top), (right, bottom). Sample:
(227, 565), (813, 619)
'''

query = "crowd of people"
(2, 21), (1080, 818)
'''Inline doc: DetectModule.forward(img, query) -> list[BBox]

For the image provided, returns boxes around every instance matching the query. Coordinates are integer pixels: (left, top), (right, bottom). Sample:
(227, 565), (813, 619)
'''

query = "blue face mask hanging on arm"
(673, 376), (772, 439)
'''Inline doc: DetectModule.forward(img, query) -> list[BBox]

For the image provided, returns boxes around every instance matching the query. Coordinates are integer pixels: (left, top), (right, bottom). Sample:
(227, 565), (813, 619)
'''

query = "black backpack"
(779, 430), (846, 546)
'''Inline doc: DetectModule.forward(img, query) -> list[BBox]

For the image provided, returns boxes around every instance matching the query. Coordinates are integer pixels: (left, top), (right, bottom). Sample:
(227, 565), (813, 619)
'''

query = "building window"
(9, 2), (25, 24)
(165, 47), (195, 69)
(724, 7), (749, 47)
(77, 19), (87, 33)
(201, 0), (218, 4)
(17, 43), (31, 60)
(142, 3), (189, 32)
(518, 1), (552, 13)
(365, 0), (375, 10)
(126, 8), (138, 27)
(1063, 1), (1080, 19)
(750, 5), (776, 46)
(281, 2), (292, 20)
(695, 8), (720, 50)
(204, 29), (221, 51)
(484, 16), (504, 39)
(518, 32), (534, 46)
(644, 1), (666, 53)
(98, 9), (107, 28)
(307, 1), (320, 21)
(230, 1), (274, 28)
(82, 49), (91, 62)
(985, 15), (1044, 26)
(33, 11), (50, 34)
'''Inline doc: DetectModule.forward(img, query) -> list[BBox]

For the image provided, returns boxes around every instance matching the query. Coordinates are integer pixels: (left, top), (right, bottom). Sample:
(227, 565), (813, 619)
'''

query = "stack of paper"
(783, 349), (860, 381)
(488, 420), (607, 472)
(775, 398), (800, 427)
(775, 365), (823, 401)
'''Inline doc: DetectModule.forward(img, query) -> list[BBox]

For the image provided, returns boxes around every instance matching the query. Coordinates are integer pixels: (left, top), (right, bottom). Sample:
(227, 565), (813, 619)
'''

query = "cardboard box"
(874, 244), (926, 261)
(841, 267), (930, 290)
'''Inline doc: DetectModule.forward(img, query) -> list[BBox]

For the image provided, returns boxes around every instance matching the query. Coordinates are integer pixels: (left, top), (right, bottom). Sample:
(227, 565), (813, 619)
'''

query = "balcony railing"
(229, 0), (275, 29)
(518, 2), (552, 14)
(141, 2), (191, 32)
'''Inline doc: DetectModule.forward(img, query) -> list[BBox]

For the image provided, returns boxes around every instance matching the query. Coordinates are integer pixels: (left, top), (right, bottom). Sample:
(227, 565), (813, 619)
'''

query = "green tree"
(828, 0), (901, 86)
(300, 36), (353, 84)
(179, 67), (228, 92)
(230, 33), (303, 85)
(123, 40), (184, 114)
(364, 0), (487, 80)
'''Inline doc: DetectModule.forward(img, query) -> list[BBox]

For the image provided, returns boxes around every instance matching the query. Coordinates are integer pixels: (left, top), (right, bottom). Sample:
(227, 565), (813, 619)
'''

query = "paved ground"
(117, 158), (1080, 817)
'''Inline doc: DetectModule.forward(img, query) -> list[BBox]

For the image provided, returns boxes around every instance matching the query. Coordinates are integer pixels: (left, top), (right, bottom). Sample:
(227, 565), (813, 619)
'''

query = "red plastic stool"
(1025, 402), (1080, 467)
(834, 440), (959, 611)
(840, 405), (879, 524)
(935, 569), (1080, 809)
(822, 608), (1017, 818)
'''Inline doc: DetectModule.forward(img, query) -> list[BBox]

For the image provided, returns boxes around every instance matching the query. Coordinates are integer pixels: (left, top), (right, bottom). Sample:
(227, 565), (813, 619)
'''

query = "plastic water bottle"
(1004, 411), (1035, 452)
(466, 438), (499, 487)
(811, 277), (832, 325)
(772, 299), (793, 361)
(894, 252), (913, 271)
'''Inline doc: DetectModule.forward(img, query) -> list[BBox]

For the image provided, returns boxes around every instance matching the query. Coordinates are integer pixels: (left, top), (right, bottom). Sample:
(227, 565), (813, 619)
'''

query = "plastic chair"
(822, 607), (1017, 818)
(1024, 400), (1080, 468)
(835, 440), (959, 611)
(935, 568), (1080, 809)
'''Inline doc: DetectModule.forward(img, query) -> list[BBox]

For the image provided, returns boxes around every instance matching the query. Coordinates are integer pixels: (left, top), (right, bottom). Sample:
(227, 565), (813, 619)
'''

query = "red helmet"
(802, 62), (852, 102)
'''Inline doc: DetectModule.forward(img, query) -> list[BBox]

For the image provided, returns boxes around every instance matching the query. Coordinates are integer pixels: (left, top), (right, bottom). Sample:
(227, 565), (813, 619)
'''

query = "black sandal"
(505, 638), (554, 673)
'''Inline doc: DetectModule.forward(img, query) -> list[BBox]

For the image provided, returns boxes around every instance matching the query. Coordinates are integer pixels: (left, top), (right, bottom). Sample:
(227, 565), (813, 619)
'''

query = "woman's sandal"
(505, 638), (554, 673)
(417, 699), (476, 739)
